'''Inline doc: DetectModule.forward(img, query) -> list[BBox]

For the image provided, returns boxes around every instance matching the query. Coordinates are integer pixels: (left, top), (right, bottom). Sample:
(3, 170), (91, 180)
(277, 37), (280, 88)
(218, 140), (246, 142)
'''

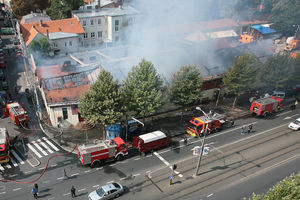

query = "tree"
(290, 56), (300, 85)
(28, 37), (53, 57)
(223, 53), (258, 108)
(11, 0), (50, 18)
(79, 70), (124, 126)
(46, 0), (83, 20)
(122, 59), (164, 122)
(244, 172), (300, 200)
(168, 65), (203, 111)
(269, 0), (300, 36)
(259, 54), (293, 90)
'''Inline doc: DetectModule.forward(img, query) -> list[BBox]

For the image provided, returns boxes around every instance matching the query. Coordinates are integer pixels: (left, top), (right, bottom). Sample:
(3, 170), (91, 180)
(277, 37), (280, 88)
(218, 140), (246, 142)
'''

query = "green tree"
(122, 59), (164, 122)
(12, 0), (50, 18)
(28, 37), (53, 57)
(291, 56), (300, 85)
(168, 65), (203, 111)
(259, 54), (293, 90)
(79, 70), (123, 126)
(46, 0), (83, 20)
(269, 0), (300, 36)
(244, 171), (300, 200)
(223, 53), (258, 108)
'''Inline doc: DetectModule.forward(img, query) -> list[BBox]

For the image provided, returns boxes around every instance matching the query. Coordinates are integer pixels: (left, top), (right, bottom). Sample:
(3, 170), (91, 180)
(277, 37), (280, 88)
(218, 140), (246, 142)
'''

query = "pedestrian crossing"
(0, 137), (60, 171)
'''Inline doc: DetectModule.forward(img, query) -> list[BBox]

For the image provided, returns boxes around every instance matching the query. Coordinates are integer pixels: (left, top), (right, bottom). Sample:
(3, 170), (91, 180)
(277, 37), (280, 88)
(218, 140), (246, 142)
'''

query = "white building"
(72, 0), (138, 47)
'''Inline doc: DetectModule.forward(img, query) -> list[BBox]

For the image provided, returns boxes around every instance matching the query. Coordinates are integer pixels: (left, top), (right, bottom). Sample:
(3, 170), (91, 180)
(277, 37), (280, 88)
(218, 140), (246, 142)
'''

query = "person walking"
(241, 125), (246, 135)
(71, 186), (76, 198)
(34, 183), (39, 194)
(31, 187), (38, 199)
(63, 168), (69, 180)
(184, 136), (188, 146)
(247, 124), (253, 134)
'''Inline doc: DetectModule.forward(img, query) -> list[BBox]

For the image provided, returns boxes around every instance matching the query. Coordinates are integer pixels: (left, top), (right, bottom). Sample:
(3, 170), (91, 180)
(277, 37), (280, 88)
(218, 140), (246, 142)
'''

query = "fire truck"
(5, 102), (28, 126)
(0, 128), (10, 163)
(250, 96), (283, 117)
(77, 137), (128, 167)
(186, 113), (227, 137)
(132, 131), (172, 153)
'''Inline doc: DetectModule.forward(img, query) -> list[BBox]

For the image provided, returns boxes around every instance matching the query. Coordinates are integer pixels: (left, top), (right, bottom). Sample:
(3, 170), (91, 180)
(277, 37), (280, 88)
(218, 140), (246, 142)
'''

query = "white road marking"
(32, 141), (48, 156)
(134, 157), (141, 161)
(43, 180), (50, 183)
(48, 197), (55, 200)
(12, 188), (21, 191)
(96, 167), (103, 170)
(3, 162), (11, 169)
(107, 180), (114, 184)
(24, 171), (32, 174)
(93, 185), (99, 188)
(154, 152), (183, 178)
(120, 177), (126, 180)
(11, 150), (25, 164)
(10, 157), (18, 167)
(207, 193), (214, 197)
(110, 163), (117, 166)
(63, 193), (70, 196)
(133, 173), (140, 177)
(43, 137), (59, 151)
(27, 143), (42, 158)
(37, 139), (54, 154)
(39, 167), (44, 170)
(0, 165), (4, 170)
(277, 111), (291, 116)
(9, 174), (17, 177)
(146, 170), (151, 174)
(71, 173), (79, 177)
(57, 177), (63, 180)
(78, 188), (86, 192)
(84, 170), (91, 173)
(0, 191), (6, 194)
(51, 164), (57, 167)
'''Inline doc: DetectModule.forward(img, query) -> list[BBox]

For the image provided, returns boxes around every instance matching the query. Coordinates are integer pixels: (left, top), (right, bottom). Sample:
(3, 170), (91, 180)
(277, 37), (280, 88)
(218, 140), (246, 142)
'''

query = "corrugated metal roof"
(251, 25), (276, 35)
(49, 32), (79, 40)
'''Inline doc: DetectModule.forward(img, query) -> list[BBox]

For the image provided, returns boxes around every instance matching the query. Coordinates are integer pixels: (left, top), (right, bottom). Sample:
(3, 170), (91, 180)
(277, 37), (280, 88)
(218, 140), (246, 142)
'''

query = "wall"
(52, 36), (80, 54)
(51, 106), (79, 127)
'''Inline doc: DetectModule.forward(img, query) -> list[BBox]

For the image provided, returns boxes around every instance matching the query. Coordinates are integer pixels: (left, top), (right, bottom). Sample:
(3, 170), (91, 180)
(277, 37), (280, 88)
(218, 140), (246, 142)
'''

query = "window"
(71, 105), (78, 115)
(53, 43), (57, 47)
(98, 31), (102, 38)
(69, 41), (72, 46)
(98, 18), (101, 25)
(82, 20), (86, 26)
(62, 108), (68, 119)
(115, 20), (119, 32)
(91, 32), (95, 38)
(83, 33), (88, 39)
(115, 26), (119, 32)
(64, 42), (67, 47)
(90, 19), (94, 26)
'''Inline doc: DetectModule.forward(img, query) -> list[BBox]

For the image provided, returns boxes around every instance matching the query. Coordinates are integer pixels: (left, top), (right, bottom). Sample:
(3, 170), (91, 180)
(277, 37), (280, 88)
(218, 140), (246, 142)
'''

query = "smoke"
(121, 0), (238, 80)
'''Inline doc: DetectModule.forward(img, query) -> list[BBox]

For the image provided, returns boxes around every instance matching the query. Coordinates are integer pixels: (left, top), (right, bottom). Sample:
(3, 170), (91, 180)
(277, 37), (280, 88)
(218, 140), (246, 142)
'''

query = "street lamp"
(194, 106), (209, 176)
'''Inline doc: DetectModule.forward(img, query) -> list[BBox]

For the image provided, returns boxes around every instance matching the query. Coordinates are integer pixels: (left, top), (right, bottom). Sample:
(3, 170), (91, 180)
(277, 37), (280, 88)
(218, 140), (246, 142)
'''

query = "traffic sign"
(203, 147), (210, 155)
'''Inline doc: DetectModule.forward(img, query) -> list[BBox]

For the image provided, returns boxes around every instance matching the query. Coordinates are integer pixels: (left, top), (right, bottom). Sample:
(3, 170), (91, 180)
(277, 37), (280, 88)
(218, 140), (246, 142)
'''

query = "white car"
(88, 182), (124, 200)
(288, 118), (300, 130)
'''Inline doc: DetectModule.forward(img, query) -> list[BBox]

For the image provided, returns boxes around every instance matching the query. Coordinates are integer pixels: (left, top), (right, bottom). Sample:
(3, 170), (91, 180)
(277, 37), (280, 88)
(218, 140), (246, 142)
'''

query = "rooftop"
(72, 6), (139, 18)
(20, 13), (51, 24)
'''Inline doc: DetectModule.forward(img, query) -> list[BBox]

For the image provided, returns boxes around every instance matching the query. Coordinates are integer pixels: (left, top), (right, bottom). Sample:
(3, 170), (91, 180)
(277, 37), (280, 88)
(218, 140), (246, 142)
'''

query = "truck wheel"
(90, 160), (100, 168)
(116, 154), (124, 161)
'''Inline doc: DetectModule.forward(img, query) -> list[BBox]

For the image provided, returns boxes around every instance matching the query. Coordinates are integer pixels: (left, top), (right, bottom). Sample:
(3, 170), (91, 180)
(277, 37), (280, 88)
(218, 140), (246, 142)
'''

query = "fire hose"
(0, 144), (77, 184)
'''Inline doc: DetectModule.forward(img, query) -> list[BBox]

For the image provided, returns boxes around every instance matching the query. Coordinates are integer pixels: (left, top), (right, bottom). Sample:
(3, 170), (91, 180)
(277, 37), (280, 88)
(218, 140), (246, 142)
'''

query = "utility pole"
(194, 107), (209, 176)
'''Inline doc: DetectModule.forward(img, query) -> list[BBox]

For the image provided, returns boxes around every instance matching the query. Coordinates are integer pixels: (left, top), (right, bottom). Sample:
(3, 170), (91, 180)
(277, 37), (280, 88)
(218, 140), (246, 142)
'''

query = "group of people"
(31, 169), (77, 199)
(241, 124), (253, 135)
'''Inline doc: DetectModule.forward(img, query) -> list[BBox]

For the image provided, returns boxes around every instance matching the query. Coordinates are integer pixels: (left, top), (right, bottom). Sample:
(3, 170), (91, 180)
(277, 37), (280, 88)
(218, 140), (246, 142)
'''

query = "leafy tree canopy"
(46, 0), (83, 20)
(79, 70), (123, 126)
(12, 0), (50, 18)
(223, 53), (258, 107)
(122, 59), (164, 120)
(259, 54), (293, 90)
(28, 37), (53, 57)
(168, 65), (203, 108)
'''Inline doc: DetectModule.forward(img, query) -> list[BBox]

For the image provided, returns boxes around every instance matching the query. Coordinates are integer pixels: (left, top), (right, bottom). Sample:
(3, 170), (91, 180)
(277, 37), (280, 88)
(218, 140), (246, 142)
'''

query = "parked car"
(0, 60), (6, 68)
(288, 118), (300, 130)
(1, 80), (8, 90)
(88, 182), (124, 200)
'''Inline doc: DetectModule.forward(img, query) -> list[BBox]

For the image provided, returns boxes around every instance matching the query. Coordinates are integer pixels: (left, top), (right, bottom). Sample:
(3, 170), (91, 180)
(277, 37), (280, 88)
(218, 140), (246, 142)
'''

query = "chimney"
(40, 19), (43, 27)
(46, 29), (49, 39)
(97, 0), (101, 9)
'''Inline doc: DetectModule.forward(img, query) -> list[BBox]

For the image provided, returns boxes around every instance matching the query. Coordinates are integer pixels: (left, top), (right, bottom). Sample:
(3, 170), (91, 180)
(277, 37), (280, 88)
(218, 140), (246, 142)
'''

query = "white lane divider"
(32, 141), (48, 156)
(277, 111), (291, 116)
(10, 157), (18, 167)
(27, 143), (42, 158)
(207, 193), (214, 198)
(283, 113), (299, 120)
(11, 150), (25, 164)
(37, 139), (54, 154)
(153, 152), (183, 178)
(0, 165), (4, 171)
(43, 137), (59, 151)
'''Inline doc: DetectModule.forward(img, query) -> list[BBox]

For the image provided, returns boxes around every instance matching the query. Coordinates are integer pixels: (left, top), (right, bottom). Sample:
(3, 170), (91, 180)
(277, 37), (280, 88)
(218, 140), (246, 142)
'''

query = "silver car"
(288, 118), (300, 130)
(88, 182), (124, 200)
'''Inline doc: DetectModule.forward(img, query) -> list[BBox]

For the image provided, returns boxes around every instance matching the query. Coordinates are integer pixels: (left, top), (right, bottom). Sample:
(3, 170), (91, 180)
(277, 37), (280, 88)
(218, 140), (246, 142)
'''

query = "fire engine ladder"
(10, 106), (23, 116)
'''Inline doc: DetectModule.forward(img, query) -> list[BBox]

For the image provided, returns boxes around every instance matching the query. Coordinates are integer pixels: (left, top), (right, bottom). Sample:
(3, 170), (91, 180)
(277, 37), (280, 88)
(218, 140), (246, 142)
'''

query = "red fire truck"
(77, 137), (128, 167)
(132, 131), (172, 153)
(186, 113), (227, 137)
(250, 96), (283, 117)
(5, 102), (28, 126)
(0, 128), (10, 163)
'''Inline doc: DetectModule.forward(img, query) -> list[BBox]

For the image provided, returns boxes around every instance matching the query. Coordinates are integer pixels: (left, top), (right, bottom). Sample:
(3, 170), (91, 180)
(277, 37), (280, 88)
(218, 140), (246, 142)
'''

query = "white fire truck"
(77, 137), (128, 167)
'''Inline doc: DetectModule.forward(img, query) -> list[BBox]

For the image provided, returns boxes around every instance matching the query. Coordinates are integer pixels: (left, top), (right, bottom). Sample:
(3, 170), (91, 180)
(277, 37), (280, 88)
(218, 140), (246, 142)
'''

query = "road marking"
(93, 185), (99, 188)
(57, 177), (63, 180)
(207, 193), (214, 197)
(3, 162), (11, 169)
(78, 188), (86, 192)
(24, 171), (32, 174)
(43, 137), (59, 151)
(39, 167), (44, 170)
(154, 152), (183, 178)
(70, 173), (79, 177)
(37, 139), (54, 154)
(134, 158), (141, 161)
(9, 174), (17, 178)
(146, 170), (151, 174)
(0, 191), (6, 194)
(96, 167), (103, 170)
(0, 165), (4, 170)
(27, 143), (42, 158)
(63, 193), (70, 196)
(32, 141), (48, 156)
(110, 163), (117, 166)
(120, 177), (126, 180)
(51, 164), (57, 167)
(10, 157), (18, 167)
(146, 155), (152, 157)
(12, 188), (21, 191)
(43, 180), (50, 183)
(277, 111), (291, 116)
(11, 150), (25, 164)
(84, 170), (91, 173)
(48, 197), (55, 200)
(107, 180), (114, 184)
(133, 173), (140, 177)
(283, 113), (299, 120)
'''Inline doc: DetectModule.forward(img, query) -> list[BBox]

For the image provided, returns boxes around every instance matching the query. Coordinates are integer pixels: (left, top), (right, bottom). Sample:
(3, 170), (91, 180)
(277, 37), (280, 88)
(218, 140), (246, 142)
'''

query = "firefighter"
(247, 124), (253, 134)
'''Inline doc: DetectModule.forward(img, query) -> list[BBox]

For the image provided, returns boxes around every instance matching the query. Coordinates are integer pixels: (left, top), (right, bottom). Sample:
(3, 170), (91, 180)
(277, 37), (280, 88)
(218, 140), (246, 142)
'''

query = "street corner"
(26, 153), (40, 167)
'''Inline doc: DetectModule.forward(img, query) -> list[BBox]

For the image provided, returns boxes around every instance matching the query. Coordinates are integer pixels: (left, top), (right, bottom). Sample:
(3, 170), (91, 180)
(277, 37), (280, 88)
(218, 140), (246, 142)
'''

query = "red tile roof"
(21, 18), (84, 46)
(37, 65), (74, 80)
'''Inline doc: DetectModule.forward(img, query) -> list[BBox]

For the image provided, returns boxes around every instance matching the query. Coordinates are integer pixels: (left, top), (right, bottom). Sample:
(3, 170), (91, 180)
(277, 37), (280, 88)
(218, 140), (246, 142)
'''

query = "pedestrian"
(241, 125), (246, 135)
(63, 168), (69, 180)
(184, 136), (188, 146)
(247, 124), (253, 134)
(34, 183), (38, 193)
(231, 120), (235, 127)
(31, 187), (38, 199)
(71, 186), (76, 198)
